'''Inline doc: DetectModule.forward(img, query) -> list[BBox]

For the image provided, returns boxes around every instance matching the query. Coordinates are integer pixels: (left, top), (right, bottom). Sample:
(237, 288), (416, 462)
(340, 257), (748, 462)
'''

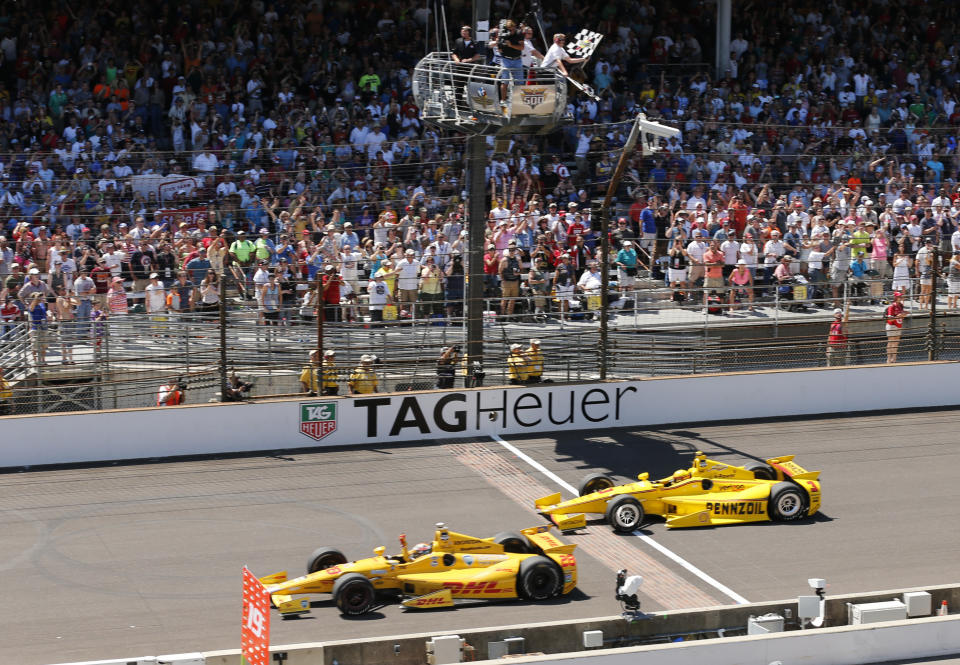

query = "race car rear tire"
(605, 495), (645, 533)
(307, 547), (348, 574)
(769, 482), (806, 521)
(333, 573), (377, 616)
(578, 473), (616, 496)
(518, 556), (563, 601)
(493, 531), (530, 554)
(744, 461), (776, 481)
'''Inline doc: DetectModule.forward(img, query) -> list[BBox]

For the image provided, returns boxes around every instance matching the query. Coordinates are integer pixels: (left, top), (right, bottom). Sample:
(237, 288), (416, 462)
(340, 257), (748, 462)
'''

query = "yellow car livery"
(535, 452), (821, 531)
(258, 523), (577, 616)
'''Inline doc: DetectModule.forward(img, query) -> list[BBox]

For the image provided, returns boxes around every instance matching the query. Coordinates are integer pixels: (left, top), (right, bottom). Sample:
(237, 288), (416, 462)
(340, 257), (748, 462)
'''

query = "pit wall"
(3, 362), (957, 468)
(54, 584), (960, 665)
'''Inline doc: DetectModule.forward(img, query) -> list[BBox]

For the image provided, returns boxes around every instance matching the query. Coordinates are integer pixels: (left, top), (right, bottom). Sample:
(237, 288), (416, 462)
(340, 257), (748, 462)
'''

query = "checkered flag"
(566, 29), (603, 59)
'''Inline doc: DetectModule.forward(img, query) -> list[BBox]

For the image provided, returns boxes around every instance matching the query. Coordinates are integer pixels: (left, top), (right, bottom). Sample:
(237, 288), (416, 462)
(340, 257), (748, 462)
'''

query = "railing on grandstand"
(1, 275), (958, 415)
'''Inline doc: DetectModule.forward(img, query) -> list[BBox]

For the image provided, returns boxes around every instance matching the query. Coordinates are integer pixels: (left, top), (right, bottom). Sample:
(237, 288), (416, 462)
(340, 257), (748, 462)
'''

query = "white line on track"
(491, 433), (750, 605)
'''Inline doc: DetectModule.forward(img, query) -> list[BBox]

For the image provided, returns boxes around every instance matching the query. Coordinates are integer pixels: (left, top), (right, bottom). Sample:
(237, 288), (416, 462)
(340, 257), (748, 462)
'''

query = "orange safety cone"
(938, 600), (948, 616)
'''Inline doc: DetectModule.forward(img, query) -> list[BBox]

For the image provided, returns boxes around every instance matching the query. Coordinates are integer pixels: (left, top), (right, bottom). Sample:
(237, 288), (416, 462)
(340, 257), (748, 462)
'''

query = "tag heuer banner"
(512, 85), (556, 115)
(300, 402), (338, 441)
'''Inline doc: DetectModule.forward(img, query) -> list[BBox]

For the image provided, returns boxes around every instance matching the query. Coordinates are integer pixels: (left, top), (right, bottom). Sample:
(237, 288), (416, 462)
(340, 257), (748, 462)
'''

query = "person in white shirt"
(576, 261), (603, 294)
(539, 33), (587, 76)
(145, 273), (167, 314)
(394, 249), (421, 317)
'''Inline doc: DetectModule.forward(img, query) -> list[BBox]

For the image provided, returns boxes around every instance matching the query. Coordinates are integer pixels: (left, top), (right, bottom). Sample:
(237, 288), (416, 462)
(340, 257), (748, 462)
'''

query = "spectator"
(348, 354), (379, 394)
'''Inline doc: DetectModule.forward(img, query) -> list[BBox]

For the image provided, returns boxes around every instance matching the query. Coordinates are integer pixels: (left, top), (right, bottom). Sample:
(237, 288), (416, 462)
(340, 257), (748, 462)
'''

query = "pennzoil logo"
(300, 402), (337, 441)
(471, 86), (495, 109)
(520, 87), (547, 109)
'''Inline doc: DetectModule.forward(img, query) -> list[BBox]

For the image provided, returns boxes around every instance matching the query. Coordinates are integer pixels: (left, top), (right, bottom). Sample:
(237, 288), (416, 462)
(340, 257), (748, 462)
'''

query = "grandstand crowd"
(2, 0), (960, 342)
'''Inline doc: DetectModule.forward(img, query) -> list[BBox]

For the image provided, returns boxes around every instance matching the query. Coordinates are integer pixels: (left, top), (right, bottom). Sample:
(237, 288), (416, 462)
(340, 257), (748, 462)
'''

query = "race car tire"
(769, 482), (806, 521)
(744, 461), (776, 481)
(518, 556), (563, 601)
(605, 495), (645, 533)
(578, 473), (616, 496)
(307, 547), (348, 574)
(493, 531), (530, 554)
(333, 573), (377, 616)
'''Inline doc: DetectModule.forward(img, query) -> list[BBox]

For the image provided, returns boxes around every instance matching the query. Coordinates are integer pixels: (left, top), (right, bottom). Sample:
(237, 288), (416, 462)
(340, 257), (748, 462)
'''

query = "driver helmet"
(410, 542), (432, 559)
(672, 469), (690, 482)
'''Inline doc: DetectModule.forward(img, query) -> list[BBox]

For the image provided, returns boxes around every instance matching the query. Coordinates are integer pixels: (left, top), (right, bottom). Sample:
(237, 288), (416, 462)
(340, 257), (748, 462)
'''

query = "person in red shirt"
(321, 264), (343, 322)
(826, 307), (848, 366)
(885, 291), (906, 363)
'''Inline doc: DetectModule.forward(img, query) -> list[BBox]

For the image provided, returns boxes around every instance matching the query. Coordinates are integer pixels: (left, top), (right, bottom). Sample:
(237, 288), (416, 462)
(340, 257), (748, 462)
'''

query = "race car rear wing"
(767, 455), (821, 482)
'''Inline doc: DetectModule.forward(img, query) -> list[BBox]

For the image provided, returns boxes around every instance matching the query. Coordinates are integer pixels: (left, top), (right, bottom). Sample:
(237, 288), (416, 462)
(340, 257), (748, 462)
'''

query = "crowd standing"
(1, 1), (959, 377)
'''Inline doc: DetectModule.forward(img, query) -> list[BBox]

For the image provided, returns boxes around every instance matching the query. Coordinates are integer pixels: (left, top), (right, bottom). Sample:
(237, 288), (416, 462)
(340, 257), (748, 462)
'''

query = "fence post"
(219, 274), (228, 402)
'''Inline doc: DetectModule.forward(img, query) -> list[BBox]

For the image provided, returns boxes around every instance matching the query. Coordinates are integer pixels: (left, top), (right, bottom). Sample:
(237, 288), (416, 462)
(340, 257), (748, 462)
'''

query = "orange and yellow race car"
(258, 523), (577, 616)
(535, 452), (821, 531)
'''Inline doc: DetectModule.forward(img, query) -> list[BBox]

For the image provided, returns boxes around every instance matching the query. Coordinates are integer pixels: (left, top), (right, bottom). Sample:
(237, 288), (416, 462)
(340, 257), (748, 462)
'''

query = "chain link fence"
(2, 276), (959, 416)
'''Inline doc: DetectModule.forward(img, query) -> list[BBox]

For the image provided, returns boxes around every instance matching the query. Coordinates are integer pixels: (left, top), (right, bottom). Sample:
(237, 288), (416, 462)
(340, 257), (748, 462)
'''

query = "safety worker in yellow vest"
(321, 349), (340, 395)
(507, 343), (529, 385)
(349, 354), (379, 394)
(525, 338), (543, 383)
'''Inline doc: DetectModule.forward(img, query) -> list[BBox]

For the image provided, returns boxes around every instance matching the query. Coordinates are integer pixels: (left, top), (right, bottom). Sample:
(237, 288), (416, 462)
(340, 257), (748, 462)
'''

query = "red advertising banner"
(155, 206), (208, 230)
(241, 566), (271, 665)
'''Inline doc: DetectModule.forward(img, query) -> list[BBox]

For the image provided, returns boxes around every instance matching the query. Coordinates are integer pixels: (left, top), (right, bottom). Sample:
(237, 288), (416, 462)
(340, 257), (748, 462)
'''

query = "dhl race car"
(535, 452), (821, 531)
(257, 522), (578, 616)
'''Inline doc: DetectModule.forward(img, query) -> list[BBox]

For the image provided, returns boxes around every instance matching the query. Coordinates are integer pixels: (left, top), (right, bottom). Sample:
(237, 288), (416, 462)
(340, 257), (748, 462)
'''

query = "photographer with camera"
(436, 345), (460, 389)
(224, 372), (254, 402)
(157, 376), (186, 406)
(497, 19), (525, 108)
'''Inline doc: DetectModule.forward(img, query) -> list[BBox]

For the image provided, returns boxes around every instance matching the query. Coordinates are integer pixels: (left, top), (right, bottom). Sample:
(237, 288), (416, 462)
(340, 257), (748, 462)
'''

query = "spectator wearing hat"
(436, 345), (460, 389)
(26, 293), (49, 366)
(525, 339), (544, 384)
(702, 239), (726, 305)
(507, 343), (529, 385)
(394, 249), (421, 319)
(107, 277), (129, 317)
(349, 354), (379, 394)
(826, 307), (848, 367)
(615, 240), (640, 294)
(17, 268), (55, 304)
(321, 264), (344, 322)
(685, 229), (708, 290)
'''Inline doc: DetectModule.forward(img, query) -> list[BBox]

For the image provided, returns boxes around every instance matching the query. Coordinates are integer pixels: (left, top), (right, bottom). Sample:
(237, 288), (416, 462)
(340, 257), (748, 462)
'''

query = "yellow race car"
(258, 523), (578, 616)
(535, 452), (821, 531)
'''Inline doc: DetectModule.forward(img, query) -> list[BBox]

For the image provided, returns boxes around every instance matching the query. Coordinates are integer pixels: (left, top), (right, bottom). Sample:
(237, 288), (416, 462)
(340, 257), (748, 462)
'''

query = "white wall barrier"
(4, 362), (958, 468)
(512, 615), (960, 665)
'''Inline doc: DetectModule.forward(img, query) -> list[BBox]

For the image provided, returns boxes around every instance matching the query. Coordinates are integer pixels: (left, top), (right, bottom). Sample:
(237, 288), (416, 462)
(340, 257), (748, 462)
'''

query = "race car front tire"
(605, 495), (645, 533)
(578, 473), (616, 496)
(493, 531), (530, 553)
(307, 547), (348, 574)
(744, 461), (776, 480)
(769, 482), (806, 521)
(333, 573), (377, 615)
(518, 556), (563, 601)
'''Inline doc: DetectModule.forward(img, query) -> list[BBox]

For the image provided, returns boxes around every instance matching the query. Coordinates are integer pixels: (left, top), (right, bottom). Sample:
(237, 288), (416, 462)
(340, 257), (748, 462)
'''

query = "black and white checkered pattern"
(566, 30), (603, 59)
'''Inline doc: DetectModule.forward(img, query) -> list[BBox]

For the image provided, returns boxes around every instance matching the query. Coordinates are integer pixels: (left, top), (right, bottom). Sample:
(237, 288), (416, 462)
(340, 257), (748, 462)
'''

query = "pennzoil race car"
(536, 452), (821, 531)
(257, 523), (578, 616)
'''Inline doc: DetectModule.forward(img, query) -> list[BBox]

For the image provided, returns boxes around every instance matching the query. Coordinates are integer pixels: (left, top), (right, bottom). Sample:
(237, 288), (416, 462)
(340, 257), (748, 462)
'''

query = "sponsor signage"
(241, 566), (270, 665)
(300, 402), (337, 441)
(297, 384), (637, 444)
(512, 85), (556, 115)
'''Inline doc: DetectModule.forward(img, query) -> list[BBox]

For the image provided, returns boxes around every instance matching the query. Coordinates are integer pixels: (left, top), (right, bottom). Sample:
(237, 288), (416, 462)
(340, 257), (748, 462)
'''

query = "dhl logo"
(443, 580), (505, 594)
(558, 554), (576, 568)
(409, 596), (448, 606)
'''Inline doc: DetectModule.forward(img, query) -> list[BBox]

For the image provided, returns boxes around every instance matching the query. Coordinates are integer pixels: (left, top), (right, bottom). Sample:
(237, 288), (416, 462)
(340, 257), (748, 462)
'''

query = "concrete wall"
(3, 362), (958, 468)
(54, 584), (960, 665)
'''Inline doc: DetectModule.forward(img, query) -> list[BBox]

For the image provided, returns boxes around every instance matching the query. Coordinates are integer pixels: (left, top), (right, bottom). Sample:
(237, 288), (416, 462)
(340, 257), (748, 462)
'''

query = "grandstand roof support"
(715, 0), (731, 79)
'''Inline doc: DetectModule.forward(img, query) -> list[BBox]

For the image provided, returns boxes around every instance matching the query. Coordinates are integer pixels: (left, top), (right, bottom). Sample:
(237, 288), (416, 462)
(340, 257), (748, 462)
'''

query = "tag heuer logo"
(300, 402), (337, 441)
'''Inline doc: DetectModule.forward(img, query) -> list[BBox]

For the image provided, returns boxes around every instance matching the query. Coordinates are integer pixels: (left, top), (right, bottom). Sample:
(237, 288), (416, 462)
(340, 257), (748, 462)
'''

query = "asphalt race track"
(3, 409), (960, 664)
